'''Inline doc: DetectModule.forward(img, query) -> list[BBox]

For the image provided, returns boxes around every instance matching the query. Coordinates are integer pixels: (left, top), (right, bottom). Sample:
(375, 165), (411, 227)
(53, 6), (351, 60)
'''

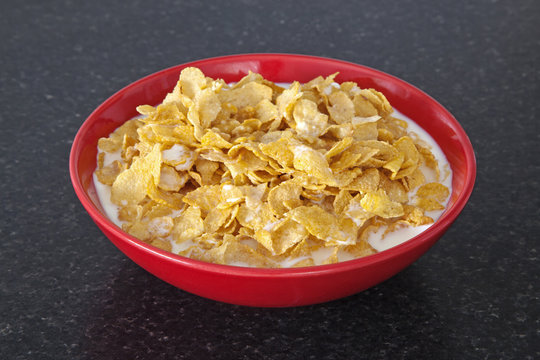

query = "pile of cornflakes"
(94, 67), (450, 267)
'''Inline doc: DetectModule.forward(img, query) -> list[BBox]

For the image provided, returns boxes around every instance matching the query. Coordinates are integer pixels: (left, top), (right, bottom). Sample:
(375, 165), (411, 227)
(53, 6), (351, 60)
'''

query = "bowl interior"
(72, 54), (475, 234)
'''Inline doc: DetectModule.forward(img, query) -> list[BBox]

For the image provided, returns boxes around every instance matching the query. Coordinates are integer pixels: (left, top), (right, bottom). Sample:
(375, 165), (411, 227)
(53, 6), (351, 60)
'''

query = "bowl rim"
(70, 53), (476, 278)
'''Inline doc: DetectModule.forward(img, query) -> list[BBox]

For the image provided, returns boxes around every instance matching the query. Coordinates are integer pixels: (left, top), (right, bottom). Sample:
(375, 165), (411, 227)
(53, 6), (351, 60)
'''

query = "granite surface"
(1, 0), (539, 359)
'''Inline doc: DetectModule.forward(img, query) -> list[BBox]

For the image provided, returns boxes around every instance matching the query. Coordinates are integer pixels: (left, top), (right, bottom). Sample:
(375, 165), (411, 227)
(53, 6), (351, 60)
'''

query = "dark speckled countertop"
(1, 0), (538, 359)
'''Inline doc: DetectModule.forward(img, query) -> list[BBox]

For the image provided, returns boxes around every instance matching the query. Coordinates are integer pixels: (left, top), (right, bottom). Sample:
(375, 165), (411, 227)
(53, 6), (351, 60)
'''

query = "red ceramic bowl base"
(101, 221), (445, 307)
(71, 54), (475, 307)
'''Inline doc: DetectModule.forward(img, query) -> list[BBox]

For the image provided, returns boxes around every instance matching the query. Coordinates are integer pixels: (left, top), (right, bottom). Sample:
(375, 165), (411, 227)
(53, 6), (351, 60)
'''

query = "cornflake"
(94, 67), (451, 268)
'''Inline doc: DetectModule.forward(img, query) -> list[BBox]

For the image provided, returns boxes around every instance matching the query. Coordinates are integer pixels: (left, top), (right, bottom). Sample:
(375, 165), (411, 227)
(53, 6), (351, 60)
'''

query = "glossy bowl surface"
(70, 54), (475, 307)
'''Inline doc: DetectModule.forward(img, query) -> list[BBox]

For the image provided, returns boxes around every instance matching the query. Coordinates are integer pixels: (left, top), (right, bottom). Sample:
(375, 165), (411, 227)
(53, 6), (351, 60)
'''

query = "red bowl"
(70, 54), (476, 307)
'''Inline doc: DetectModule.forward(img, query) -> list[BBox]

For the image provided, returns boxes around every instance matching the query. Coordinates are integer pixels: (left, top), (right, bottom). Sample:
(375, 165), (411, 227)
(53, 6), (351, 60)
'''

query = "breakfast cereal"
(93, 67), (452, 267)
